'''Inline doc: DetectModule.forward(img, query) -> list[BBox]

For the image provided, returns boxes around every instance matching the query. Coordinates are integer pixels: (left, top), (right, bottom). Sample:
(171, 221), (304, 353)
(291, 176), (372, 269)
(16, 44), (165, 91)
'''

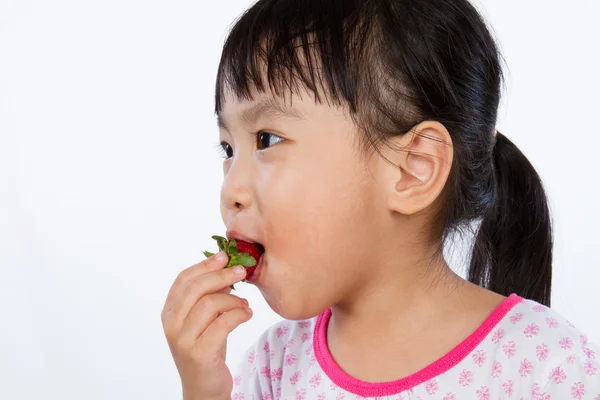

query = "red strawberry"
(233, 240), (264, 281)
(203, 235), (265, 289)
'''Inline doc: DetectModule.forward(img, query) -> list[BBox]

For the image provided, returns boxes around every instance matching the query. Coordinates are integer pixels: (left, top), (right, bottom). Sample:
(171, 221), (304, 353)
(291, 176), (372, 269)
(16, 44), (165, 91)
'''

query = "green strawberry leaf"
(228, 239), (240, 255)
(232, 253), (257, 267)
(203, 250), (215, 258)
(226, 256), (236, 268)
(211, 235), (228, 252)
(227, 239), (237, 254)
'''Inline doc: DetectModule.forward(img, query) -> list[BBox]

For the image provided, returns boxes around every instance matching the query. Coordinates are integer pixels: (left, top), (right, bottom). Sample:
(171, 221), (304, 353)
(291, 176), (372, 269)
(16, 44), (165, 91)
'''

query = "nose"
(220, 156), (253, 215)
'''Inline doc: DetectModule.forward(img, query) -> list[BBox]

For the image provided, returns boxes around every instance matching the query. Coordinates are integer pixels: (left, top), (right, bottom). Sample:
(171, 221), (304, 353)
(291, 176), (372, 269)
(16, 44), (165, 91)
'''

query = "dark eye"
(217, 141), (233, 159)
(256, 130), (284, 151)
(215, 131), (284, 160)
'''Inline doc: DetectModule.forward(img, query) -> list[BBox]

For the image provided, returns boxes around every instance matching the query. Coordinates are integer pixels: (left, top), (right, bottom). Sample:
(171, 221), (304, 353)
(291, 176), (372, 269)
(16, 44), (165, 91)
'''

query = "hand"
(161, 251), (252, 400)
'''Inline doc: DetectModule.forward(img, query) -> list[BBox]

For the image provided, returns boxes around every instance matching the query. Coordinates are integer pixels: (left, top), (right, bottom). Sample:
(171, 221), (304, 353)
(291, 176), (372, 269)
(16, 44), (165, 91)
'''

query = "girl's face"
(218, 87), (385, 320)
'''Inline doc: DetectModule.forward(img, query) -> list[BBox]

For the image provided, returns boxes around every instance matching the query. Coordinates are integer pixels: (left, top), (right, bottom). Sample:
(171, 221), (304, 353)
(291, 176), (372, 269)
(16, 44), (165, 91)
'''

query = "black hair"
(214, 0), (553, 306)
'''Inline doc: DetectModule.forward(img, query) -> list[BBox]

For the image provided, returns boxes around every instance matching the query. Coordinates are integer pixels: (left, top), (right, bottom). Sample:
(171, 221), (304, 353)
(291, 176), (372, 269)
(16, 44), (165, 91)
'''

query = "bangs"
(214, 0), (374, 114)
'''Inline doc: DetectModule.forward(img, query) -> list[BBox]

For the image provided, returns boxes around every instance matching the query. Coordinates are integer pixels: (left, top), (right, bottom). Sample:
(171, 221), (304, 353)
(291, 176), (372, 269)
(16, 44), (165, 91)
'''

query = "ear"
(377, 120), (454, 215)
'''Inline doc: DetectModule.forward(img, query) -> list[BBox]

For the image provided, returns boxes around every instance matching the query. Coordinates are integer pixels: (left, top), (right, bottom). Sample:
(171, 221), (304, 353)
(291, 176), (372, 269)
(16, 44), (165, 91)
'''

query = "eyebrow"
(216, 98), (306, 131)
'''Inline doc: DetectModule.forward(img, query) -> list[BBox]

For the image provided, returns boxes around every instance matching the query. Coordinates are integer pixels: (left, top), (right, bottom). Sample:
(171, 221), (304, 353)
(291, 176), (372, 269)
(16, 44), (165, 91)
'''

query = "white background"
(1, 1), (598, 399)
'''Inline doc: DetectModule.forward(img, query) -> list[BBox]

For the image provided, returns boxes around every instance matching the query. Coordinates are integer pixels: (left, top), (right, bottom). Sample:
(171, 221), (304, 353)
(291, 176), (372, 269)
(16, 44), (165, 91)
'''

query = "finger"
(167, 251), (228, 302)
(215, 286), (233, 295)
(162, 251), (228, 320)
(165, 265), (247, 336)
(179, 293), (249, 343)
(195, 307), (253, 356)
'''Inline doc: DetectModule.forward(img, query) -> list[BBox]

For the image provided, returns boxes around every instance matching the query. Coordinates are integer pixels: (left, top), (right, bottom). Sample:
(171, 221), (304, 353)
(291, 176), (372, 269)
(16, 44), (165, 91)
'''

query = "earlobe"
(385, 121), (453, 215)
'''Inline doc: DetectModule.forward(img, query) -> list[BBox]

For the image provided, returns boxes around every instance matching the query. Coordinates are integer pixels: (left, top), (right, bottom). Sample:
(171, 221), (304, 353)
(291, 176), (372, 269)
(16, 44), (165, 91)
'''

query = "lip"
(226, 230), (260, 245)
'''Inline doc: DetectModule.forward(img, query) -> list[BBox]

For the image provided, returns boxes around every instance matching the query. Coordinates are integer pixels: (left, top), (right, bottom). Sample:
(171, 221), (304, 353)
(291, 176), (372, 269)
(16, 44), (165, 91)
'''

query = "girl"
(161, 0), (600, 399)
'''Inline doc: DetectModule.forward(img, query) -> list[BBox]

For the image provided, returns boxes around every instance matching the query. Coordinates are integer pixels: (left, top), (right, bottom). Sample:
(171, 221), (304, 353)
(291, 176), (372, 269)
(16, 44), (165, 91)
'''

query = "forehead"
(216, 85), (322, 131)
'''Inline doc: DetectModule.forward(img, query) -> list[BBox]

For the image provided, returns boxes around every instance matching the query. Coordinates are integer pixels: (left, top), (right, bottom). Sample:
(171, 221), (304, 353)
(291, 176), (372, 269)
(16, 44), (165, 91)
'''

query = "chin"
(261, 289), (327, 321)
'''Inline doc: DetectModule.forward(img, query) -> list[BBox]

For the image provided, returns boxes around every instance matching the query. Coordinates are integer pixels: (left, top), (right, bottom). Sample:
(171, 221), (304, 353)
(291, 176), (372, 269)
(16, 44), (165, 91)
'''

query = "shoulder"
(492, 296), (600, 395)
(499, 297), (596, 355)
(240, 315), (319, 370)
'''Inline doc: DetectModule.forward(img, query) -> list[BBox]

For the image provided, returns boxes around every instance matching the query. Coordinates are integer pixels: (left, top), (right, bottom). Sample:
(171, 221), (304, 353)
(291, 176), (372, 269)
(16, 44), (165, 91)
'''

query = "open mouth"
(226, 238), (264, 283)
(243, 242), (264, 282)
(205, 234), (266, 288)
(246, 251), (264, 282)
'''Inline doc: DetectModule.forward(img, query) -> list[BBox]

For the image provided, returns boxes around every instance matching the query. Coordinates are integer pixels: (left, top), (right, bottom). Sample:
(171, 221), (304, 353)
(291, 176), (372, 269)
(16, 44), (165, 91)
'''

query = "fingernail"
(216, 251), (226, 261)
(233, 266), (246, 275)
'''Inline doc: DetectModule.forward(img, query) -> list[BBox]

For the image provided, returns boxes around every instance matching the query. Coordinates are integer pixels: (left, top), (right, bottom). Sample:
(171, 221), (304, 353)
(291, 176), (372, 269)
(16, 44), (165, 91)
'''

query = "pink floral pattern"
(585, 360), (598, 376)
(309, 372), (322, 388)
(546, 317), (559, 328)
(518, 358), (533, 377)
(472, 350), (487, 366)
(458, 369), (473, 386)
(270, 367), (283, 381)
(491, 328), (504, 344)
(260, 366), (271, 379)
(561, 337), (574, 350)
(475, 385), (489, 400)
(524, 323), (540, 338)
(491, 361), (502, 378)
(536, 343), (550, 361)
(549, 366), (567, 383)
(285, 353), (298, 366)
(232, 296), (600, 399)
(424, 379), (438, 395)
(295, 388), (306, 400)
(502, 380), (514, 397)
(502, 341), (517, 358)
(289, 370), (302, 385)
(276, 325), (289, 338)
(571, 381), (585, 399)
(584, 347), (596, 360)
(532, 382), (550, 400)
(509, 312), (524, 324)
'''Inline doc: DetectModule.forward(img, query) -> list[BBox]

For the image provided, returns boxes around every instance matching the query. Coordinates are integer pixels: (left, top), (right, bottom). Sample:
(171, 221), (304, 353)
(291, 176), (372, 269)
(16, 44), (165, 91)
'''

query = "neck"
(325, 243), (506, 382)
(330, 251), (471, 343)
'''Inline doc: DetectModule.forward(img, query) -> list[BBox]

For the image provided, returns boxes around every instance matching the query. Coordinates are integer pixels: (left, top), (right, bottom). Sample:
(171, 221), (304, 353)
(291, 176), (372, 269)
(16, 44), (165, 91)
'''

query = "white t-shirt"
(231, 294), (600, 399)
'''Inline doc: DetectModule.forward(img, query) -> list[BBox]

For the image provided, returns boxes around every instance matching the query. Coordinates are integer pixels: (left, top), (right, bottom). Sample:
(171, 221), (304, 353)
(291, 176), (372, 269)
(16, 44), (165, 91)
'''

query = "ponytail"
(469, 131), (553, 306)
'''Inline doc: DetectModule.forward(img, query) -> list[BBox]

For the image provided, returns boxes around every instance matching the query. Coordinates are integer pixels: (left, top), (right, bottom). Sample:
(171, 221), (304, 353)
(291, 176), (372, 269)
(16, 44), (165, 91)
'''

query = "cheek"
(259, 158), (374, 316)
(263, 156), (366, 258)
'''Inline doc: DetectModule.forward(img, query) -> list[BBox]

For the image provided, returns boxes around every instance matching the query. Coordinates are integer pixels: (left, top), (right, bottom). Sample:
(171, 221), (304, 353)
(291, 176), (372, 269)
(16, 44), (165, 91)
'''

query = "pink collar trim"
(313, 293), (523, 397)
